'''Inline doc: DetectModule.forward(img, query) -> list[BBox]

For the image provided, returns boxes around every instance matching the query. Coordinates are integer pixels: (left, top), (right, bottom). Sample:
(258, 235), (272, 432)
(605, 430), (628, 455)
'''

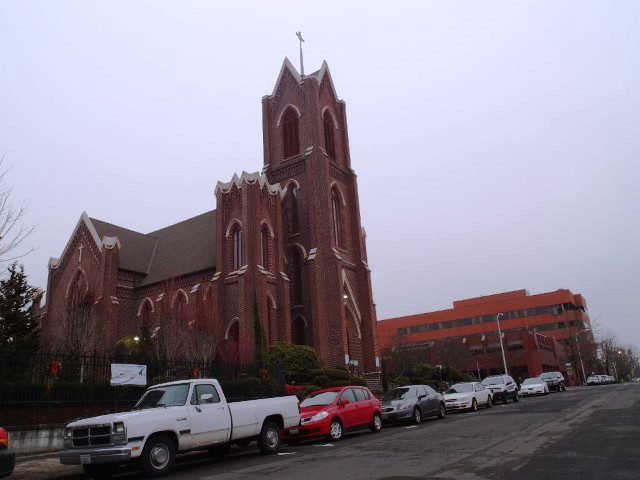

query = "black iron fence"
(0, 352), (284, 428)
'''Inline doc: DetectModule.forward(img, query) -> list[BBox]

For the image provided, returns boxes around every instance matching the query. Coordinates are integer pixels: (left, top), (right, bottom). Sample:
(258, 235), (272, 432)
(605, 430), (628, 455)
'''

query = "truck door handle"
(195, 406), (202, 413)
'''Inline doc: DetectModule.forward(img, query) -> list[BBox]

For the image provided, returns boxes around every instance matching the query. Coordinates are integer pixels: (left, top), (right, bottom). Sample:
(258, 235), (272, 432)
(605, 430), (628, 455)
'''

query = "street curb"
(15, 451), (62, 463)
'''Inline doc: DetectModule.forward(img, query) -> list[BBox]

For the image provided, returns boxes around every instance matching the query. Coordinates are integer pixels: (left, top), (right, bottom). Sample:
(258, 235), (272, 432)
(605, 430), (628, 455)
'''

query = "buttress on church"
(41, 59), (380, 372)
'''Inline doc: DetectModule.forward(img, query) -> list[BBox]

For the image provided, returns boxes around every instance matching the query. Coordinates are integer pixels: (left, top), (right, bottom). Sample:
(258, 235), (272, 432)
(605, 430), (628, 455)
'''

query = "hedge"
(325, 368), (351, 381)
(329, 380), (351, 388)
(312, 375), (331, 388)
(350, 376), (367, 387)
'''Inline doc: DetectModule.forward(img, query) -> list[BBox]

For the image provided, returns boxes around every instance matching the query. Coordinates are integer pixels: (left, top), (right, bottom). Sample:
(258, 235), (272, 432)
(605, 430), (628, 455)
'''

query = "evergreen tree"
(0, 263), (40, 355)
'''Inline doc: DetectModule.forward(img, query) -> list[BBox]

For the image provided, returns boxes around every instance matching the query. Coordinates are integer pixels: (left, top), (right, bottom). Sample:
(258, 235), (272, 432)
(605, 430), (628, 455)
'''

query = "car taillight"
(0, 428), (8, 448)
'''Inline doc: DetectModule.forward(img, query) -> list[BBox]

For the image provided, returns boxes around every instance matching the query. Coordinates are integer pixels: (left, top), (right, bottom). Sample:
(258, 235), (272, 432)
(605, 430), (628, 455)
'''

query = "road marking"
(404, 425), (418, 429)
(314, 443), (335, 447)
(277, 452), (297, 455)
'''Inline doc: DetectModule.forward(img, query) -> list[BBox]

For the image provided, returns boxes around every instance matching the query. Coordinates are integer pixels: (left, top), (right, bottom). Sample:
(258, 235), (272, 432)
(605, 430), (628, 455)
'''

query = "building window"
(331, 187), (343, 247)
(232, 226), (242, 271)
(282, 107), (300, 159)
(323, 112), (336, 159)
(261, 225), (270, 269)
(290, 248), (303, 306)
(292, 316), (306, 345)
(267, 297), (275, 343)
(289, 185), (300, 233)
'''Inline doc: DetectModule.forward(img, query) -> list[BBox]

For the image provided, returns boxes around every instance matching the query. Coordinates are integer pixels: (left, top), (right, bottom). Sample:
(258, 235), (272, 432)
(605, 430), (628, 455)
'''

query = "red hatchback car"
(284, 386), (382, 442)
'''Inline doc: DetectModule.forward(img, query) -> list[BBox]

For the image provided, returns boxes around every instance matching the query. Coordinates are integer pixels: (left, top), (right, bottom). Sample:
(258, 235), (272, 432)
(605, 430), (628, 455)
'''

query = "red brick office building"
(378, 289), (595, 384)
(40, 59), (379, 371)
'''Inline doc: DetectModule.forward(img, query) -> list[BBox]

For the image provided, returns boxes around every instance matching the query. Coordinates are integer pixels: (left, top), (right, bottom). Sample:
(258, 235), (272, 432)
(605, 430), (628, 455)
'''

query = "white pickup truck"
(60, 379), (300, 478)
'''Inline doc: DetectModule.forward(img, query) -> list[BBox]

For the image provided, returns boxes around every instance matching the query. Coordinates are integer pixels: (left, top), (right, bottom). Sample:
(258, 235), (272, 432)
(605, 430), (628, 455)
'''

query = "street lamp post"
(572, 332), (587, 386)
(496, 313), (508, 375)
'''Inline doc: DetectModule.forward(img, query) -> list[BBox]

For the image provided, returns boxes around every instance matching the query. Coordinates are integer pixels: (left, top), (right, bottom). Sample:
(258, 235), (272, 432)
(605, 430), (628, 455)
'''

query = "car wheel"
(502, 393), (508, 405)
(412, 407), (422, 425)
(257, 420), (281, 454)
(437, 403), (446, 419)
(140, 434), (176, 478)
(513, 392), (519, 403)
(370, 413), (382, 433)
(208, 443), (231, 460)
(486, 396), (492, 408)
(470, 398), (478, 412)
(329, 418), (343, 441)
(82, 464), (117, 479)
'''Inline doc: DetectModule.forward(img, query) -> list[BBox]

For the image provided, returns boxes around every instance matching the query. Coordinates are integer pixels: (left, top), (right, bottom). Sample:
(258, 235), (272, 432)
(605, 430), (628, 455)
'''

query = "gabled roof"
(88, 210), (217, 286)
(270, 58), (340, 100)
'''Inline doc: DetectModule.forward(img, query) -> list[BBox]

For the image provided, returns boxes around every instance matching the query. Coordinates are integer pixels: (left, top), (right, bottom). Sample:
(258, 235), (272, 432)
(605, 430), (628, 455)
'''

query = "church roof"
(89, 210), (217, 286)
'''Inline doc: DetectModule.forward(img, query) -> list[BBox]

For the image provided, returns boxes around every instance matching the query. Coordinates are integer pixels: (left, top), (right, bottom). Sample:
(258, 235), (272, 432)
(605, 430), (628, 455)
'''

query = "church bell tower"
(261, 58), (379, 372)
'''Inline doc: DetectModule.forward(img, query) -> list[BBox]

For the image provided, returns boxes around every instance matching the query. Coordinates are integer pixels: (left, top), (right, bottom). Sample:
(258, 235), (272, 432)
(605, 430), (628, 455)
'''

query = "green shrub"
(325, 368), (351, 381)
(268, 343), (323, 383)
(302, 385), (321, 397)
(395, 376), (410, 386)
(334, 364), (348, 371)
(410, 377), (428, 385)
(412, 364), (436, 378)
(308, 368), (326, 379)
(350, 376), (367, 387)
(312, 375), (331, 388)
(329, 380), (351, 388)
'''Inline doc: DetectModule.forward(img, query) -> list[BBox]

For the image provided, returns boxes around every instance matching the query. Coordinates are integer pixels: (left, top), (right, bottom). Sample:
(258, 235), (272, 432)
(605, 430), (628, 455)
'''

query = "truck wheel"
(140, 434), (176, 478)
(82, 464), (117, 479)
(209, 443), (231, 460)
(257, 420), (281, 454)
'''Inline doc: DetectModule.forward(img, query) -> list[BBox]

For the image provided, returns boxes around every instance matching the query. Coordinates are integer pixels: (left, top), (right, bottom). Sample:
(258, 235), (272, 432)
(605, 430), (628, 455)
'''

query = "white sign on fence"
(110, 364), (147, 386)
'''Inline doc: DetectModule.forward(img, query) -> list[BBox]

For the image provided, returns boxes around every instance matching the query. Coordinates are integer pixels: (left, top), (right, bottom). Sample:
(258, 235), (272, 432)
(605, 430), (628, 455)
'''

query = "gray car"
(381, 385), (446, 424)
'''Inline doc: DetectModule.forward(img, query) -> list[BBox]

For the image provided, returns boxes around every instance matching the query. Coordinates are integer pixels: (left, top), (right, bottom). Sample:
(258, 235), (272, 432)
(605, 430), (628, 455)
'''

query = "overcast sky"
(2, 1), (639, 347)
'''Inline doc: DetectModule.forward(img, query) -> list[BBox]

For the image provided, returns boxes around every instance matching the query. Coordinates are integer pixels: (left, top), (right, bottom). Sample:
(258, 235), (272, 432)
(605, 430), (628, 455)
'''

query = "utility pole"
(496, 313), (508, 375)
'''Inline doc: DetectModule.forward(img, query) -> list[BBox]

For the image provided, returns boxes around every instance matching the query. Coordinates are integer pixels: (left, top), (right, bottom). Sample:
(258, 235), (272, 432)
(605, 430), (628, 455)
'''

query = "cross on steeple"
(296, 31), (305, 77)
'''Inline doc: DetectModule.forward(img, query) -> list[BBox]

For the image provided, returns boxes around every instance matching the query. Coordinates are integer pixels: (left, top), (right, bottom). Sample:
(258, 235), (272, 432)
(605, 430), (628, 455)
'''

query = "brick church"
(40, 59), (380, 372)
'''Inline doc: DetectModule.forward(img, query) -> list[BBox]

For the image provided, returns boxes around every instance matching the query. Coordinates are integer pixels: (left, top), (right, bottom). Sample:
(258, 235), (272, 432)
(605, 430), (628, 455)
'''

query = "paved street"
(13, 383), (640, 480)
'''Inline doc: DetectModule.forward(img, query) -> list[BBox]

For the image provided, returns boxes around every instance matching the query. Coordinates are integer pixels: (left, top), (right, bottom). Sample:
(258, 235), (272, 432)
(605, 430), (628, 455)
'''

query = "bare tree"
(0, 154), (35, 265)
(184, 288), (220, 365)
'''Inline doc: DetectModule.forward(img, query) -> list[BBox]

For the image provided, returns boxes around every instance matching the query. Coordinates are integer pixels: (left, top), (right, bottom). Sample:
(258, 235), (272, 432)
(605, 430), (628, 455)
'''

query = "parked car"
(481, 375), (519, 403)
(540, 371), (566, 392)
(519, 377), (549, 396)
(444, 382), (492, 412)
(381, 385), (446, 424)
(283, 386), (382, 443)
(0, 427), (15, 479)
(586, 375), (602, 386)
(60, 379), (300, 478)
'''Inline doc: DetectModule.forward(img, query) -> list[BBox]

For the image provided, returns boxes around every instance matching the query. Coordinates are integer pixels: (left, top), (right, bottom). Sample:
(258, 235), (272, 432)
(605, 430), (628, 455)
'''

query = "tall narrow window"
(290, 185), (300, 233)
(290, 248), (303, 306)
(261, 225), (270, 269)
(282, 107), (300, 159)
(232, 227), (242, 271)
(323, 112), (336, 159)
(267, 297), (274, 343)
(332, 188), (343, 247)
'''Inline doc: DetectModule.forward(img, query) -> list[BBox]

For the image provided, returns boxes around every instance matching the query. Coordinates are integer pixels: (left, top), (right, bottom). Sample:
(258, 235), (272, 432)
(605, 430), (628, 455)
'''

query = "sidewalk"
(12, 452), (83, 480)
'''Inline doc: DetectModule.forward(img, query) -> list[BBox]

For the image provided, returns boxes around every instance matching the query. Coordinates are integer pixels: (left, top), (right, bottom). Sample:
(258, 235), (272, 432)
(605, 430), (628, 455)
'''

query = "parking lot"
(13, 382), (640, 480)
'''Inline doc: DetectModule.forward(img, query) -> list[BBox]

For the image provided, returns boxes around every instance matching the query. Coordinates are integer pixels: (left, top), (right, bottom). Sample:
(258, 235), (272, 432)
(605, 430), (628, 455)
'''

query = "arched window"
(173, 290), (188, 324)
(232, 226), (242, 271)
(290, 248), (303, 306)
(289, 185), (300, 233)
(261, 225), (270, 269)
(292, 316), (306, 345)
(323, 112), (336, 159)
(281, 107), (300, 159)
(332, 187), (343, 248)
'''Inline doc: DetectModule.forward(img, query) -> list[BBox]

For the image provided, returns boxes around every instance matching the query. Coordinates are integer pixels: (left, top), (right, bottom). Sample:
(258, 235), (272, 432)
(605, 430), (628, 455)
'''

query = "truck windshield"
(133, 384), (190, 409)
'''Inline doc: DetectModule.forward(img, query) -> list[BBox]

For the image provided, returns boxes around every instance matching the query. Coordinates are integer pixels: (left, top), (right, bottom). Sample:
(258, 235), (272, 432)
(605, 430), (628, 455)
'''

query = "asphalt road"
(14, 382), (640, 480)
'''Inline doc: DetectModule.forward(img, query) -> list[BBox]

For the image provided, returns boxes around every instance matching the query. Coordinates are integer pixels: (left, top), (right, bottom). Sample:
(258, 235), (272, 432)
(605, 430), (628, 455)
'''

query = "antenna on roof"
(296, 31), (305, 78)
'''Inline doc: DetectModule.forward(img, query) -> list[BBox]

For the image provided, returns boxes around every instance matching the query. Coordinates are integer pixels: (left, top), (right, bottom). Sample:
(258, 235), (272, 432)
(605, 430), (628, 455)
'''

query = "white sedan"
(444, 382), (492, 412)
(519, 377), (549, 396)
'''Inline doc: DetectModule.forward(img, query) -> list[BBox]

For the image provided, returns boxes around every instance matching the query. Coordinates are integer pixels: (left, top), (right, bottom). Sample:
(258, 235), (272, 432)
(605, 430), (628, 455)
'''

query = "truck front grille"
(72, 425), (112, 448)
